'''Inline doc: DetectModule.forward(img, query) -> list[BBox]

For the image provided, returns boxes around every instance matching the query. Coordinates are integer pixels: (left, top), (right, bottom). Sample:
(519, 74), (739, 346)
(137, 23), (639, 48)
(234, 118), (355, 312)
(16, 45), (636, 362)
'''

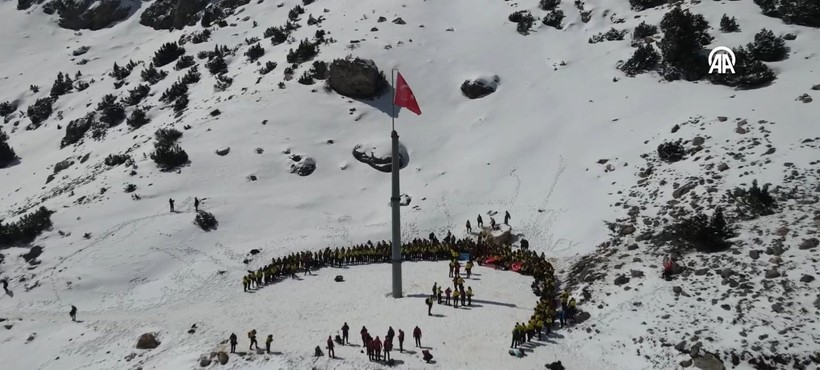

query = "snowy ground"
(1, 0), (820, 369)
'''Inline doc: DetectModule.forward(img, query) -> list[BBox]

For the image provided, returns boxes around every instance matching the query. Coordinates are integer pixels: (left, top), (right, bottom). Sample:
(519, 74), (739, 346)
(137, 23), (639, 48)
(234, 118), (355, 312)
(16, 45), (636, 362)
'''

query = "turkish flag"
(393, 72), (421, 115)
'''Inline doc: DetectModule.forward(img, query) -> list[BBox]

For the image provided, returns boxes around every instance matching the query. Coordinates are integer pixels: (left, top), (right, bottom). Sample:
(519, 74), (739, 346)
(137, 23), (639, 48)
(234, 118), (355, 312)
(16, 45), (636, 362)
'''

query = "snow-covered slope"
(1, 0), (819, 369)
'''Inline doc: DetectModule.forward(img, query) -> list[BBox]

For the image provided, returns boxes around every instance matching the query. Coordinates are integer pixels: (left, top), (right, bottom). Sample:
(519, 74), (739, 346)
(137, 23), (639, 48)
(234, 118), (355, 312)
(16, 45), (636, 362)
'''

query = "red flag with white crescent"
(393, 72), (421, 115)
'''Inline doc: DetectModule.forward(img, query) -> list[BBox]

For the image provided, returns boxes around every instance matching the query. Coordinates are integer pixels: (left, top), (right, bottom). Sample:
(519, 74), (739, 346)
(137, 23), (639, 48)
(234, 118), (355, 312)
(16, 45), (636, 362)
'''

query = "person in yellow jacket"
(466, 286), (473, 306)
(560, 289), (570, 309)
(465, 260), (474, 278)
(568, 297), (577, 322)
(449, 259), (456, 277)
(452, 289), (460, 308)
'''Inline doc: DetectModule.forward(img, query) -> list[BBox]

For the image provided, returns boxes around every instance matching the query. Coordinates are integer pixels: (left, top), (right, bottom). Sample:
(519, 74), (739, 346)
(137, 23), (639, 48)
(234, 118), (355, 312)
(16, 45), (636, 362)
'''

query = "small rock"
(797, 94), (813, 103)
(216, 147), (230, 156)
(675, 340), (689, 353)
(199, 357), (212, 367)
(619, 224), (636, 235)
(695, 268), (708, 276)
(217, 351), (229, 365)
(799, 238), (819, 250)
(765, 269), (781, 279)
(716, 116), (727, 122)
(210, 109), (221, 117)
(627, 244), (639, 251)
(800, 274), (815, 283)
(671, 124), (680, 133)
(630, 269), (644, 278)
(783, 33), (796, 40)
(763, 147), (776, 155)
(775, 226), (790, 236)
(812, 84), (820, 91)
(392, 17), (406, 25)
(717, 163), (729, 171)
(247, 175), (257, 182)
(377, 16), (386, 22)
(673, 286), (683, 295)
(680, 359), (693, 367)
(673, 182), (698, 199)
(749, 250), (760, 259)
(614, 275), (630, 286)
(692, 136), (705, 146)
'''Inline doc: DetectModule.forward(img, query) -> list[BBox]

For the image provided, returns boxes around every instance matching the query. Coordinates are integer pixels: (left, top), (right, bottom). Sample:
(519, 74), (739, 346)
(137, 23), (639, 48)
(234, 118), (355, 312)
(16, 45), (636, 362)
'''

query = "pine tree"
(127, 107), (150, 129)
(748, 29), (787, 62)
(245, 43), (265, 62)
(152, 42), (186, 67)
(206, 54), (228, 75)
(719, 14), (741, 32)
(633, 21), (658, 39)
(659, 8), (713, 80)
(0, 129), (17, 168)
(620, 44), (660, 76)
(97, 94), (126, 126)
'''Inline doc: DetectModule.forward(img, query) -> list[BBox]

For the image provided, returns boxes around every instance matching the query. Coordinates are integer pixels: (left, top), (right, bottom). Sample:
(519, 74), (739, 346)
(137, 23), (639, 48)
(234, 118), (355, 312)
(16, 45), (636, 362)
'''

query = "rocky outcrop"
(289, 156), (316, 176)
(328, 58), (387, 99)
(352, 140), (409, 173)
(140, 0), (209, 30)
(52, 0), (132, 31)
(461, 75), (500, 99)
(136, 333), (160, 349)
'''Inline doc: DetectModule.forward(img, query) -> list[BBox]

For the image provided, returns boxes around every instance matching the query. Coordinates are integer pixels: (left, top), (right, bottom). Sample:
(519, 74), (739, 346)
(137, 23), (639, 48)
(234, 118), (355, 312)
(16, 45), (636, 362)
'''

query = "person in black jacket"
(341, 322), (350, 344)
(229, 333), (237, 353)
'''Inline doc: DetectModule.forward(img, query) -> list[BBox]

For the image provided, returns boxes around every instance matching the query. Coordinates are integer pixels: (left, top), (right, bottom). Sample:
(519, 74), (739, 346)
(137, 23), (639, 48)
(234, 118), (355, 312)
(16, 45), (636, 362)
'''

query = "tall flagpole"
(391, 68), (403, 298)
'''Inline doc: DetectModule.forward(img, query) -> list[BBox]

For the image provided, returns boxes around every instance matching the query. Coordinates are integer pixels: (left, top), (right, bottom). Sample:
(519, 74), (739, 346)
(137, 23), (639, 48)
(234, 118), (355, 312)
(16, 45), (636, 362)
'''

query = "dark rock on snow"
(328, 58), (387, 99)
(216, 351), (229, 365)
(799, 238), (819, 250)
(614, 275), (630, 286)
(290, 157), (317, 176)
(216, 147), (230, 156)
(461, 75), (500, 99)
(765, 269), (781, 279)
(800, 274), (815, 283)
(51, 0), (132, 31)
(136, 333), (160, 349)
(352, 141), (409, 173)
(140, 0), (211, 30)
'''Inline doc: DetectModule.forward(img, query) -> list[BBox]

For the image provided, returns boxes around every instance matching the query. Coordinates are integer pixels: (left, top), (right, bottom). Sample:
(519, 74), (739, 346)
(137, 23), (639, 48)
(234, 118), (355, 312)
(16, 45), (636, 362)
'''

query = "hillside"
(1, 0), (819, 369)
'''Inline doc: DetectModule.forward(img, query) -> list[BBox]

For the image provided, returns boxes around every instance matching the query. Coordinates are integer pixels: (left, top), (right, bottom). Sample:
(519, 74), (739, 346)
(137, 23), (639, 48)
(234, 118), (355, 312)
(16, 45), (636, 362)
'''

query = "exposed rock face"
(799, 238), (818, 250)
(289, 156), (317, 176)
(136, 333), (160, 349)
(52, 0), (132, 30)
(352, 140), (409, 173)
(692, 350), (725, 370)
(139, 0), (211, 30)
(328, 58), (387, 99)
(461, 75), (500, 99)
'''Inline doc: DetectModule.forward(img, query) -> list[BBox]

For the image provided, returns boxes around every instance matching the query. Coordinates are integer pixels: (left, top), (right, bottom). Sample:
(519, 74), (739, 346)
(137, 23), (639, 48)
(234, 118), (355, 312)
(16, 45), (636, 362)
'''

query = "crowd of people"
(234, 210), (582, 361)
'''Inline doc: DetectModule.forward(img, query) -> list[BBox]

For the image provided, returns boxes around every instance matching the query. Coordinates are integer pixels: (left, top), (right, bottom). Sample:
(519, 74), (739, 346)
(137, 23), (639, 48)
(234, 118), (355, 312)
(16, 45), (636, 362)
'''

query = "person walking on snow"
(398, 329), (405, 352)
(467, 286), (474, 306)
(490, 217), (497, 230)
(194, 197), (200, 212)
(2, 278), (8, 294)
(460, 286), (467, 307)
(384, 336), (392, 361)
(453, 289), (460, 308)
(426, 296), (434, 315)
(437, 286), (443, 304)
(326, 336), (335, 358)
(387, 327), (395, 341)
(373, 337), (382, 361)
(448, 260), (456, 277)
(413, 326), (422, 347)
(229, 333), (237, 353)
(169, 198), (175, 213)
(341, 322), (349, 345)
(248, 329), (258, 350)
(266, 335), (273, 353)
(477, 214), (484, 228)
(466, 220), (472, 233)
(505, 210), (511, 225)
(69, 305), (77, 321)
(432, 282), (438, 297)
(445, 287), (452, 305)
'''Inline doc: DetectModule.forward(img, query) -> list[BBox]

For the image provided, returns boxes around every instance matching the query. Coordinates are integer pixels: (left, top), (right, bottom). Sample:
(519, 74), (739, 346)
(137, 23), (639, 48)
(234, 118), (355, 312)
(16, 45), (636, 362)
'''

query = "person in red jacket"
(366, 335), (373, 360)
(373, 336), (383, 361)
(326, 336), (335, 358)
(383, 335), (392, 361)
(398, 329), (405, 352)
(413, 326), (422, 347)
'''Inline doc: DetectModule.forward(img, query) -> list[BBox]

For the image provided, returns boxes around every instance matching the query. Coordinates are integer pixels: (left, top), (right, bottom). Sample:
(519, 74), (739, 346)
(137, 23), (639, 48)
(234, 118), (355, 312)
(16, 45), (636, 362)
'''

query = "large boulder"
(136, 333), (160, 349)
(216, 351), (229, 365)
(461, 75), (500, 99)
(328, 58), (387, 99)
(352, 139), (409, 173)
(289, 156), (317, 176)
